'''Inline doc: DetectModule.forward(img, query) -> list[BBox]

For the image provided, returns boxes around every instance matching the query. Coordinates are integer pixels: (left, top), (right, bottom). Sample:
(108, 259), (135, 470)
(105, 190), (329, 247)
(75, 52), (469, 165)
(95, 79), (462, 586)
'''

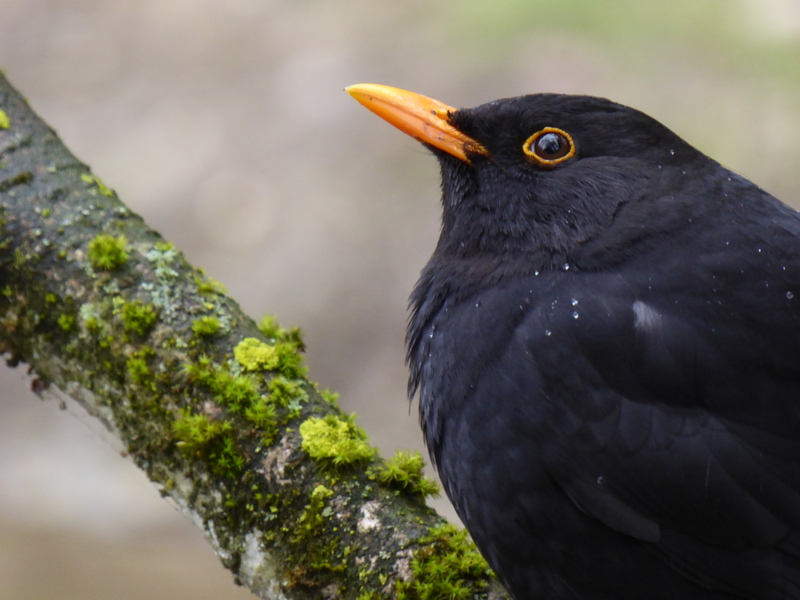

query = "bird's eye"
(523, 128), (575, 167)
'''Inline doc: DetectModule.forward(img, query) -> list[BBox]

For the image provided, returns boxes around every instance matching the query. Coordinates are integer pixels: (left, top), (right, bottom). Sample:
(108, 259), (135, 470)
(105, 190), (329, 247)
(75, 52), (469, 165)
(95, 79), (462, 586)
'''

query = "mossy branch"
(0, 74), (510, 599)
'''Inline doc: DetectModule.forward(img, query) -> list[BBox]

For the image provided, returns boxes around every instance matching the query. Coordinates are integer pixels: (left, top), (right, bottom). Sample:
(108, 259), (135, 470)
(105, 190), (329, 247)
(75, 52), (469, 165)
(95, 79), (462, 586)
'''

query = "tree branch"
(0, 73), (509, 599)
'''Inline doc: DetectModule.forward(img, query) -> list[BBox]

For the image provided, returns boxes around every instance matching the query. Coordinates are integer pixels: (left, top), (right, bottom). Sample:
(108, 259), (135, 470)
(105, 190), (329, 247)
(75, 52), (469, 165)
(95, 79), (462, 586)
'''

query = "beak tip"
(345, 83), (371, 100)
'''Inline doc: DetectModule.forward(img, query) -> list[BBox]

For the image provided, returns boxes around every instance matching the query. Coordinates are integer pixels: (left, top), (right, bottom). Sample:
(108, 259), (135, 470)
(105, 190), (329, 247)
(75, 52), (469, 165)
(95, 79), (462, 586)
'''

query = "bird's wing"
(518, 256), (800, 598)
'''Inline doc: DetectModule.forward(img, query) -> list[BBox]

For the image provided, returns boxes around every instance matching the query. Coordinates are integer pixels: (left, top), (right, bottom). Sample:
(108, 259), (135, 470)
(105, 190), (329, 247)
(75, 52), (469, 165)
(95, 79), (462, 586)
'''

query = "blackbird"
(346, 83), (800, 600)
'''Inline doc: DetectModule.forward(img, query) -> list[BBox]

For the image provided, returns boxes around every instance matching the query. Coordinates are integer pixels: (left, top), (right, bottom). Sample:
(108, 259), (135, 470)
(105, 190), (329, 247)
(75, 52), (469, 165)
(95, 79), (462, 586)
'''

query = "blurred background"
(1, 0), (800, 598)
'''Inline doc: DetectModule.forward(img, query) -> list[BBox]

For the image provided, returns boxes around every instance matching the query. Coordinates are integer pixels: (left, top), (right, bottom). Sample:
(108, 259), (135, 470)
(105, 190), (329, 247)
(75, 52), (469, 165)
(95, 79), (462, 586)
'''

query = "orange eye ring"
(523, 127), (576, 168)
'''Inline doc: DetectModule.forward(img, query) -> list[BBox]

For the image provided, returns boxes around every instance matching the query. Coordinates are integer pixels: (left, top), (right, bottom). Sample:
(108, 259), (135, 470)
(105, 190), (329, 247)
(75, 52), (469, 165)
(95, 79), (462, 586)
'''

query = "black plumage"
(348, 85), (800, 600)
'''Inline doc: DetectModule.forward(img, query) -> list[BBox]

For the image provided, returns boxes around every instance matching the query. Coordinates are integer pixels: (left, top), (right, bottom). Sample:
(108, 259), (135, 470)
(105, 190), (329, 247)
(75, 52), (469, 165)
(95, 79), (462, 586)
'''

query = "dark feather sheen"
(406, 94), (800, 599)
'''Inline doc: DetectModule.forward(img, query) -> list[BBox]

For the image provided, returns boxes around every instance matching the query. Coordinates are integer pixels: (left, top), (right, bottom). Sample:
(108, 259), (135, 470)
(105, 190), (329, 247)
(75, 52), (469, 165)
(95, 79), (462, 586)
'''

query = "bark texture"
(0, 74), (510, 600)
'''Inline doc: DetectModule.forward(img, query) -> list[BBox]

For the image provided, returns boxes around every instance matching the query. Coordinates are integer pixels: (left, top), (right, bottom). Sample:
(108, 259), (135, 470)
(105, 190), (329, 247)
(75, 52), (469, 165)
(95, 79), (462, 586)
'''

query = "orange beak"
(345, 84), (487, 163)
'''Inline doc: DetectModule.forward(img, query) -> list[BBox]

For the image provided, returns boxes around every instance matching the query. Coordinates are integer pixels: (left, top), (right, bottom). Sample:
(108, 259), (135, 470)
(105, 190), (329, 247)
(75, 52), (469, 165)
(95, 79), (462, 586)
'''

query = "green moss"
(120, 300), (158, 335)
(268, 376), (308, 417)
(80, 173), (114, 197)
(287, 484), (349, 576)
(299, 414), (375, 469)
(184, 357), (250, 408)
(396, 523), (493, 600)
(272, 342), (306, 378)
(154, 241), (174, 252)
(258, 314), (285, 340)
(268, 376), (302, 404)
(183, 358), (278, 443)
(87, 234), (128, 270)
(244, 399), (277, 444)
(57, 313), (76, 332)
(127, 356), (150, 384)
(41, 208), (51, 218)
(287, 327), (305, 350)
(173, 410), (227, 450)
(84, 317), (102, 335)
(172, 409), (245, 476)
(192, 315), (221, 337)
(376, 451), (440, 499)
(319, 388), (340, 406)
(297, 485), (334, 535)
(126, 349), (156, 390)
(0, 109), (9, 130)
(259, 314), (305, 350)
(183, 354), (213, 382)
(233, 337), (306, 378)
(45, 293), (57, 303)
(211, 370), (260, 412)
(13, 247), (30, 268)
(194, 270), (227, 295)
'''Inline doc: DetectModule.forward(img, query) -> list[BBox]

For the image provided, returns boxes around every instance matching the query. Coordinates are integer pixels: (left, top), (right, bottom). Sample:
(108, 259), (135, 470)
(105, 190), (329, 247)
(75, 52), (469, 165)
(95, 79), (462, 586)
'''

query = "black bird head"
(347, 84), (712, 279)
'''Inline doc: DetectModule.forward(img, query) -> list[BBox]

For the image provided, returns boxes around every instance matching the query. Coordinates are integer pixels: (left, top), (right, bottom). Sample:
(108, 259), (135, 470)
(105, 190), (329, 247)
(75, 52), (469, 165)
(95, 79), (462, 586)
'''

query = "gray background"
(2, 1), (800, 598)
